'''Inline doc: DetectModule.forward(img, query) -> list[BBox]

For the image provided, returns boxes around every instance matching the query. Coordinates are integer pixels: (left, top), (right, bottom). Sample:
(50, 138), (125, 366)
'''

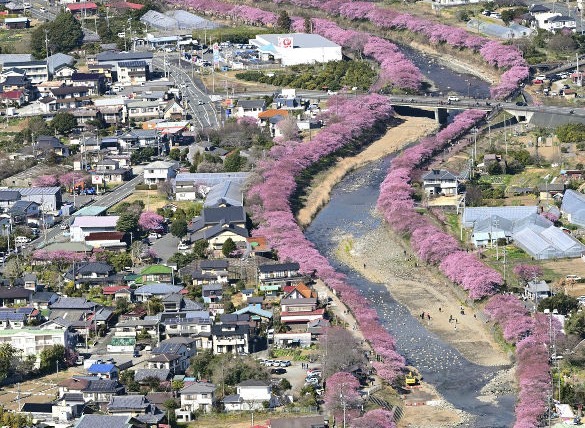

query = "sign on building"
(278, 37), (293, 49)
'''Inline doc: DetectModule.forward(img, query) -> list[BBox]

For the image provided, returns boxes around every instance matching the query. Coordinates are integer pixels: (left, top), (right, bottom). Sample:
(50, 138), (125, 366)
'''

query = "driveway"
(151, 233), (180, 264)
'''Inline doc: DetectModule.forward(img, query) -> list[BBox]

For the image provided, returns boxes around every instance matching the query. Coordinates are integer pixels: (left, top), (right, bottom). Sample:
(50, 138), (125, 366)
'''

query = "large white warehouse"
(250, 33), (342, 66)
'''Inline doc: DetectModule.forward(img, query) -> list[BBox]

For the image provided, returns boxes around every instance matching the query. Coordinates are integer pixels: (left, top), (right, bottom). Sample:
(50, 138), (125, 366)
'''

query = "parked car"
(178, 242), (190, 251)
(60, 222), (69, 230)
(148, 232), (162, 240)
(447, 95), (460, 102)
(15, 236), (30, 245)
(566, 275), (582, 282)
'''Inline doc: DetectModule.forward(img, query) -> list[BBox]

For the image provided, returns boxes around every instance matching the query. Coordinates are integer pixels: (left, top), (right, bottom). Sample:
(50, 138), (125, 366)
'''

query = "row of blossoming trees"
(271, 0), (529, 99)
(177, 0), (528, 98)
(246, 94), (406, 387)
(375, 109), (553, 427)
(173, 0), (423, 91)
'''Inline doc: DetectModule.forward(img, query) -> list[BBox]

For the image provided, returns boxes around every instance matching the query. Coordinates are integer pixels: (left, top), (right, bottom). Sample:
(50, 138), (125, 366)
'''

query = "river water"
(305, 157), (516, 427)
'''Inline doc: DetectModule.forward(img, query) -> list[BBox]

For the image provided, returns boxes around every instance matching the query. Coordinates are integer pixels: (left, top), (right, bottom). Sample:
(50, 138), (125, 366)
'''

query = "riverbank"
(336, 226), (512, 367)
(296, 116), (438, 228)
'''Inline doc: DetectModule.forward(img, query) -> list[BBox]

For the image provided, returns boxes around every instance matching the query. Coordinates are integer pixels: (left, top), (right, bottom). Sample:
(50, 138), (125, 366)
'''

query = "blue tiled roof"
(88, 363), (116, 373)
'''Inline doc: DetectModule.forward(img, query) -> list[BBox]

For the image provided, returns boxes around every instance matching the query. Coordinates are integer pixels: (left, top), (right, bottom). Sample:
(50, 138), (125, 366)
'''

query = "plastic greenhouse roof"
(541, 226), (583, 252)
(513, 228), (556, 255)
(463, 206), (538, 227)
(166, 10), (221, 29)
(561, 190), (585, 214)
(140, 10), (177, 30)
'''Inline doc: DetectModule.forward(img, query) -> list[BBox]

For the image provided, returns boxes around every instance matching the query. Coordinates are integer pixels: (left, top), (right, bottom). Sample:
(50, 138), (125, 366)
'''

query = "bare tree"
(320, 327), (366, 379)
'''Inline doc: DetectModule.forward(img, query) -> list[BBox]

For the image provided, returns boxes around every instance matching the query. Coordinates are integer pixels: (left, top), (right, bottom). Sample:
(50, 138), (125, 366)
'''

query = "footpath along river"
(304, 157), (516, 427)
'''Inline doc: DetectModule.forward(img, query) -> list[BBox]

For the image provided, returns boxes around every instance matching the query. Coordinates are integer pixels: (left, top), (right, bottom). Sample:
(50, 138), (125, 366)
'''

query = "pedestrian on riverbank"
(449, 315), (453, 323)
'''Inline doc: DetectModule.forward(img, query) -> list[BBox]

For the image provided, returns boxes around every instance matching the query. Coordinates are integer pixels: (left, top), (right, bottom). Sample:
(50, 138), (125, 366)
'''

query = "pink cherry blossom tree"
(138, 211), (164, 232)
(513, 264), (544, 283)
(33, 175), (59, 187)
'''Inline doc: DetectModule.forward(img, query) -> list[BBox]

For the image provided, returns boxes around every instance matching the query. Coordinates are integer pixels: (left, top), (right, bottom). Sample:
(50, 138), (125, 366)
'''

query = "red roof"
(0, 90), (23, 100)
(85, 231), (125, 241)
(106, 1), (144, 9)
(66, 2), (97, 10)
(103, 285), (130, 295)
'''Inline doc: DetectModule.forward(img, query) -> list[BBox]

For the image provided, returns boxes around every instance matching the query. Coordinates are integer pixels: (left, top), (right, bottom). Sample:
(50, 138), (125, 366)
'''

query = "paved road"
(150, 233), (180, 263)
(152, 52), (220, 129)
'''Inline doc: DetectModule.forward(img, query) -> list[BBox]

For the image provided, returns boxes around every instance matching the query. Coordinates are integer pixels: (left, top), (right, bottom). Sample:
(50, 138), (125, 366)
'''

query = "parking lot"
(260, 358), (323, 396)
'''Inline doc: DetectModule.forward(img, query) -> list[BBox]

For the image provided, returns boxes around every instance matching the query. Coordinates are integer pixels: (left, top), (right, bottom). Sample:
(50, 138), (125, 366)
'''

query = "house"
(4, 17), (30, 29)
(280, 298), (324, 326)
(70, 73), (105, 95)
(160, 293), (204, 313)
(95, 51), (154, 69)
(533, 12), (576, 32)
(134, 368), (171, 384)
(23, 273), (38, 291)
(174, 172), (250, 201)
(471, 215), (514, 247)
(0, 89), (25, 106)
(127, 100), (162, 122)
(8, 200), (40, 223)
(136, 265), (174, 284)
(134, 283), (184, 301)
(211, 323), (249, 355)
(258, 262), (303, 294)
(283, 283), (316, 299)
(36, 135), (70, 157)
(202, 283), (223, 304)
(70, 215), (120, 242)
(115, 319), (158, 338)
(235, 99), (266, 119)
(106, 395), (151, 416)
(32, 291), (59, 309)
(538, 183), (564, 200)
(65, 262), (118, 287)
(0, 310), (27, 329)
(143, 160), (178, 185)
(274, 332), (312, 348)
(103, 286), (133, 302)
(422, 169), (459, 197)
(233, 304), (273, 325)
(223, 380), (272, 411)
(162, 315), (212, 348)
(178, 382), (216, 420)
(117, 61), (149, 85)
(163, 99), (185, 120)
(88, 363), (119, 380)
(85, 231), (127, 250)
(0, 287), (33, 306)
(0, 190), (21, 211)
(47, 52), (75, 74)
(3, 60), (48, 83)
(203, 181), (244, 208)
(189, 206), (249, 253)
(66, 2), (98, 16)
(524, 279), (551, 301)
(0, 326), (70, 359)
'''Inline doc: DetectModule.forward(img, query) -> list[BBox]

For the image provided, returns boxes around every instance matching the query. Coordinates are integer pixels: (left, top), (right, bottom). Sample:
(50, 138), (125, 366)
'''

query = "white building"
(143, 160), (178, 185)
(533, 12), (576, 32)
(70, 215), (120, 242)
(223, 380), (271, 411)
(179, 382), (216, 415)
(250, 33), (342, 66)
(0, 327), (69, 359)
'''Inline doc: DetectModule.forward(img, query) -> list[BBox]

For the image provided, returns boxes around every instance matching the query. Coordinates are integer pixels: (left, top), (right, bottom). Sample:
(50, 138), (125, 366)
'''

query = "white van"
(15, 236), (30, 245)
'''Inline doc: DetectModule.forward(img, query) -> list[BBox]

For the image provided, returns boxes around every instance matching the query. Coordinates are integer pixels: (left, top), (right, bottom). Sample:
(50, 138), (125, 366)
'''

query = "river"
(302, 54), (514, 425)
(305, 157), (516, 427)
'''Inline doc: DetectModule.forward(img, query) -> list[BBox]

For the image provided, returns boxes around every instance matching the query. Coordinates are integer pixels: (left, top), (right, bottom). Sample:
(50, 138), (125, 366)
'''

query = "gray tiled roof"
(180, 381), (216, 394)
(134, 368), (170, 382)
(74, 414), (132, 428)
(107, 395), (149, 410)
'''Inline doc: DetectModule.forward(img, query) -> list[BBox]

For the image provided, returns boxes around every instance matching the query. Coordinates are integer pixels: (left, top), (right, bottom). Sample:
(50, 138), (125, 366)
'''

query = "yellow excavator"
(405, 371), (419, 386)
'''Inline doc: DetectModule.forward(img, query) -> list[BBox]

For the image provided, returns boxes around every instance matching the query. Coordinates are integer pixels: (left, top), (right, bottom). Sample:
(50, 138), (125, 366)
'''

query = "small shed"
(4, 17), (29, 29)
(523, 280), (551, 301)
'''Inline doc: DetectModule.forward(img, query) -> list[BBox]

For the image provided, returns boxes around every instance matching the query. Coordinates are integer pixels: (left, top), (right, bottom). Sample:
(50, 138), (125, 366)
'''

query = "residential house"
(8, 200), (40, 224)
(234, 99), (266, 119)
(211, 323), (249, 355)
(127, 100), (162, 122)
(53, 64), (77, 80)
(134, 368), (171, 384)
(280, 298), (324, 326)
(59, 378), (125, 406)
(0, 310), (27, 329)
(119, 129), (159, 148)
(258, 262), (303, 294)
(95, 51), (154, 69)
(71, 109), (103, 131)
(223, 380), (272, 411)
(36, 135), (70, 157)
(0, 326), (70, 359)
(65, 262), (118, 287)
(199, 259), (229, 283)
(0, 89), (25, 106)
(422, 169), (459, 197)
(115, 319), (158, 338)
(202, 283), (223, 304)
(106, 395), (150, 416)
(85, 231), (127, 250)
(50, 86), (91, 109)
(160, 293), (203, 313)
(0, 287), (33, 306)
(87, 363), (119, 380)
(539, 183), (564, 200)
(163, 99), (185, 120)
(203, 181), (243, 208)
(524, 279), (551, 301)
(533, 12), (576, 32)
(66, 2), (98, 16)
(133, 283), (184, 301)
(143, 160), (177, 185)
(233, 304), (273, 326)
(273, 332), (312, 348)
(70, 73), (105, 95)
(23, 274), (38, 292)
(0, 190), (21, 211)
(178, 382), (216, 419)
(189, 206), (249, 254)
(70, 215), (120, 242)
(173, 172), (250, 201)
(117, 61), (149, 85)
(162, 315), (212, 350)
(3, 60), (48, 83)
(136, 265), (173, 284)
(99, 106), (124, 126)
(103, 285), (132, 302)
(31, 291), (59, 309)
(282, 283), (316, 300)
(73, 415), (145, 428)
(471, 215), (514, 247)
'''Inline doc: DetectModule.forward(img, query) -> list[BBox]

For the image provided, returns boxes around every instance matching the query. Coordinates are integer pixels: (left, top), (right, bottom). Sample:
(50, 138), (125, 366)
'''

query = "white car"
(177, 242), (190, 251)
(566, 275), (582, 282)
(447, 96), (460, 102)
(148, 232), (161, 240)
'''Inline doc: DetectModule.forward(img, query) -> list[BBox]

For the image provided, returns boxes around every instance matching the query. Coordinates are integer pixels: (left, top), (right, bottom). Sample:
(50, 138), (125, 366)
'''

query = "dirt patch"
(297, 116), (438, 227)
(335, 227), (511, 368)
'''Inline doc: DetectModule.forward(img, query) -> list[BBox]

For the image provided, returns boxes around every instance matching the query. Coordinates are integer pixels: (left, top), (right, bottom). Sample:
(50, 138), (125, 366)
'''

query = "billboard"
(212, 43), (220, 65)
(278, 37), (293, 49)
